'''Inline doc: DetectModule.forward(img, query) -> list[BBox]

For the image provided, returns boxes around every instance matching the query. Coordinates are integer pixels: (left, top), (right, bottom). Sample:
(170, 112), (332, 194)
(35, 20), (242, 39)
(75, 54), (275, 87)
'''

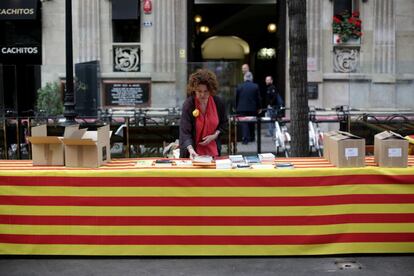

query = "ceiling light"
(200, 26), (209, 33)
(258, 48), (276, 60)
(194, 15), (202, 23)
(267, 23), (277, 33)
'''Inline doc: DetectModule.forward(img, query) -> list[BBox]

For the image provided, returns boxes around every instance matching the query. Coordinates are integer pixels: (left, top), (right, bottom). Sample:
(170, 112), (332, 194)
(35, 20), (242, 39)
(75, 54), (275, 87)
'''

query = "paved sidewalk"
(1, 255), (414, 276)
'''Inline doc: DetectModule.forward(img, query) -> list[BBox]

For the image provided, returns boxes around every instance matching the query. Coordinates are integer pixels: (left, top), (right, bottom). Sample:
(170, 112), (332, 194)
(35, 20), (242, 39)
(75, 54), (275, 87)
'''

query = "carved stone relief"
(333, 47), (360, 73)
(113, 46), (140, 72)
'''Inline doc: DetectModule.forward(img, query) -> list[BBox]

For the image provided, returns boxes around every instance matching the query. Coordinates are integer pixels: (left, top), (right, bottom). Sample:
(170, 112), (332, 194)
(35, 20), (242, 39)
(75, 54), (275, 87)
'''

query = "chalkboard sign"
(307, 82), (318, 100)
(104, 81), (150, 107)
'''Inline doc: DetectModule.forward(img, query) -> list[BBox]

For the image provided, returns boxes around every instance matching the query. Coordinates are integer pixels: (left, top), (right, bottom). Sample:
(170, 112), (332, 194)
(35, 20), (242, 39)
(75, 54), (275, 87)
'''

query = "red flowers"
(332, 10), (363, 43)
(333, 16), (341, 24)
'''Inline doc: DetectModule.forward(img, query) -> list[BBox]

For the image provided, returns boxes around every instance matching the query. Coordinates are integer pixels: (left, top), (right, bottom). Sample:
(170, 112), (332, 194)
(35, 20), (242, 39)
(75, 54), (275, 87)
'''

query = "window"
(334, 0), (359, 15)
(111, 0), (141, 43)
(113, 20), (141, 43)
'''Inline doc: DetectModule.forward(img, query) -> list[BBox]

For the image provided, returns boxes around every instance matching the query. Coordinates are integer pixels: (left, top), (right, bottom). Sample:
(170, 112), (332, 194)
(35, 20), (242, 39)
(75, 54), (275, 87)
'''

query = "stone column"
(373, 0), (395, 74)
(307, 0), (322, 72)
(174, 0), (188, 105)
(77, 0), (101, 62)
(154, 0), (176, 73)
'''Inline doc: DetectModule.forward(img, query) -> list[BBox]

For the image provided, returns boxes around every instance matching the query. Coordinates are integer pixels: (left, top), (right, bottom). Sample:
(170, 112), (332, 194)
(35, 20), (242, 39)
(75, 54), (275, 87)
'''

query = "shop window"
(113, 20), (141, 43)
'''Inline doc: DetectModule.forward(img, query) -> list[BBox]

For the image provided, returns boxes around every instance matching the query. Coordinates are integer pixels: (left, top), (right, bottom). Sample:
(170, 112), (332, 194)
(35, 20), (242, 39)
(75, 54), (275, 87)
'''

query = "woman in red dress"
(179, 69), (228, 159)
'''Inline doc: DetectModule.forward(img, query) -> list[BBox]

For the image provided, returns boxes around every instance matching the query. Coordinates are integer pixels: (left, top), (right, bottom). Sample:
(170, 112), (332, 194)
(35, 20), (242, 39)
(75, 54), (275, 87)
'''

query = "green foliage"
(332, 10), (362, 43)
(36, 82), (64, 116)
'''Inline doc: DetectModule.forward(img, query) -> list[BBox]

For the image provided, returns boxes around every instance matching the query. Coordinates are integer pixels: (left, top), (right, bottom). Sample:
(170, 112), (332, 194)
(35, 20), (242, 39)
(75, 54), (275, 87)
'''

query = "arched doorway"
(201, 36), (249, 60)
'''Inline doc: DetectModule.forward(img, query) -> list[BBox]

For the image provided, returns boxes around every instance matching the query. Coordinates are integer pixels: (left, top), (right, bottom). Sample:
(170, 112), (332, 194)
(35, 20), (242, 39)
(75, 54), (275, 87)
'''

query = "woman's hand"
(187, 145), (198, 159)
(199, 131), (219, 146)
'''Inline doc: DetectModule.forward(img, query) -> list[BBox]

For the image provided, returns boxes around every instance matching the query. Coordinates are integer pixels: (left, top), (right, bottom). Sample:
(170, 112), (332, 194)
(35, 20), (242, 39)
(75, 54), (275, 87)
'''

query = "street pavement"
(1, 255), (414, 276)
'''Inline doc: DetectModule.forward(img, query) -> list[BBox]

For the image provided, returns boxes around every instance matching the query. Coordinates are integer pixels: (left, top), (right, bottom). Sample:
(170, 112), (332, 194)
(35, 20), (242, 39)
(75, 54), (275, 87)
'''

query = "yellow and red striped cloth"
(0, 157), (414, 256)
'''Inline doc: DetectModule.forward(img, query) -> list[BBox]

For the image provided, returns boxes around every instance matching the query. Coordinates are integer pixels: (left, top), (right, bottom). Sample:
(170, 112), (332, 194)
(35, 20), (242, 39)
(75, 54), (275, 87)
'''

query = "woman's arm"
(179, 97), (197, 158)
(179, 98), (194, 149)
(214, 96), (228, 135)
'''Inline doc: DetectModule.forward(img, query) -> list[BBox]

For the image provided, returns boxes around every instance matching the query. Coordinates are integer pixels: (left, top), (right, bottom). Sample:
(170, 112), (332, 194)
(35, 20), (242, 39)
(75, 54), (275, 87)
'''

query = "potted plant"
(35, 82), (64, 116)
(332, 10), (362, 44)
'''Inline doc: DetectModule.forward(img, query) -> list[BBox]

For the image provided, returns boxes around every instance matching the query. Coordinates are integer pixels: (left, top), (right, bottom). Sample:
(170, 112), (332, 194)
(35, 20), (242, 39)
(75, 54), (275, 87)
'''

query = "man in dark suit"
(236, 72), (261, 144)
(265, 75), (284, 137)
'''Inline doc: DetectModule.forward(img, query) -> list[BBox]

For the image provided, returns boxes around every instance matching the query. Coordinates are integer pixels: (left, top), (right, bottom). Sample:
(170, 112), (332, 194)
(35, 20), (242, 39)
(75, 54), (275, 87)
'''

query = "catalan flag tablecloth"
(1, 157), (414, 256)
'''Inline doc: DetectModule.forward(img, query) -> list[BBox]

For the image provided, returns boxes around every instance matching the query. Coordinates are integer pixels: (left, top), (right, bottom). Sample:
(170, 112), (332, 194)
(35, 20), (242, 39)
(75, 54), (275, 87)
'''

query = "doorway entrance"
(187, 0), (286, 107)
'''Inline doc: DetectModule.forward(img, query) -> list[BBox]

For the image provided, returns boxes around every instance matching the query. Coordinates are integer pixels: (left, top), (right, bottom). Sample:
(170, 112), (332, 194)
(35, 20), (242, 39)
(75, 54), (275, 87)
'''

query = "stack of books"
(229, 155), (245, 164)
(192, 155), (215, 168)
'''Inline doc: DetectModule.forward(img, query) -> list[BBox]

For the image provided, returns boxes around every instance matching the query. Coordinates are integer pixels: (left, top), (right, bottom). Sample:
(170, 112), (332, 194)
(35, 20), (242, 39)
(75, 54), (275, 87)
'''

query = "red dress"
(194, 96), (219, 156)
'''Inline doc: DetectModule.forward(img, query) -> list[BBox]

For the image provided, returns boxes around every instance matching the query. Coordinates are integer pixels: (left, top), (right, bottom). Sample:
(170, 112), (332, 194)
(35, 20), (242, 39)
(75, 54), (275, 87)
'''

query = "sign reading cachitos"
(0, 45), (41, 64)
(0, 0), (37, 20)
(1, 46), (39, 55)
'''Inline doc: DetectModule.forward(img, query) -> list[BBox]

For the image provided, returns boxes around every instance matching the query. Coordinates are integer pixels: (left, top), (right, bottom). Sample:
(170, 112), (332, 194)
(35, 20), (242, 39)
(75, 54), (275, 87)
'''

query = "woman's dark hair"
(187, 69), (219, 96)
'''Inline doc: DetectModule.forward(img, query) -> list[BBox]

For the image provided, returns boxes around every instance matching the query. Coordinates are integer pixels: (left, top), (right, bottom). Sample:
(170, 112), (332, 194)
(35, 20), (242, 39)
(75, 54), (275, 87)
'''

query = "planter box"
(333, 34), (361, 45)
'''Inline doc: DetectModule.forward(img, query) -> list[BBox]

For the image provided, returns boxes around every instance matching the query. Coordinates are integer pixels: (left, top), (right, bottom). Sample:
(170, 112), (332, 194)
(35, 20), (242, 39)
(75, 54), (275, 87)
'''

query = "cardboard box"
(62, 125), (111, 168)
(329, 132), (365, 168)
(323, 131), (341, 161)
(27, 125), (64, 166)
(405, 135), (414, 155)
(374, 131), (408, 167)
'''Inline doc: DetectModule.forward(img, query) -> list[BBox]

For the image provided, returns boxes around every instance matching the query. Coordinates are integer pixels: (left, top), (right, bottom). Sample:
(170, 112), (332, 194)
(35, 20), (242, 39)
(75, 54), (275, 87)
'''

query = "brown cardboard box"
(27, 125), (64, 166)
(406, 135), (414, 155)
(62, 125), (111, 168)
(323, 131), (341, 161)
(329, 132), (365, 168)
(374, 131), (408, 167)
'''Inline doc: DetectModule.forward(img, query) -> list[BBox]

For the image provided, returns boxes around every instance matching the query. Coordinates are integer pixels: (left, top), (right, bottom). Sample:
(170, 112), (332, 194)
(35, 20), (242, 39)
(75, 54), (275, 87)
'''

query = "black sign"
(0, 45), (41, 64)
(104, 81), (150, 107)
(75, 61), (100, 116)
(307, 83), (319, 100)
(0, 0), (37, 20)
(112, 0), (140, 20)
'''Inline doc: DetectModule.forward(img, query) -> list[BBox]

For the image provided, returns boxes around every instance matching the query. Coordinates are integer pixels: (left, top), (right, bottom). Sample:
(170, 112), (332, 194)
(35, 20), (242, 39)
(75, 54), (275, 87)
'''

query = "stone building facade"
(41, 0), (187, 114)
(305, 0), (414, 111)
(38, 0), (414, 113)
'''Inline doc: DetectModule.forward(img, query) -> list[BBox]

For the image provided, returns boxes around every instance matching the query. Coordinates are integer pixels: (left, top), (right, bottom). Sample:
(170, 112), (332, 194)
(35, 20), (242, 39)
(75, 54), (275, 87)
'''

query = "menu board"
(104, 81), (150, 107)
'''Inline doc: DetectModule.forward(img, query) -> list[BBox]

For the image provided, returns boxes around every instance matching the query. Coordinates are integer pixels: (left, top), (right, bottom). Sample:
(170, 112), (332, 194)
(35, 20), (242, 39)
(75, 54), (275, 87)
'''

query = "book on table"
(244, 155), (261, 164)
(236, 163), (251, 169)
(135, 160), (154, 167)
(174, 160), (193, 167)
(258, 153), (275, 162)
(251, 164), (274, 169)
(193, 155), (213, 163)
(275, 162), (294, 169)
(215, 159), (232, 169)
(154, 159), (174, 167)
